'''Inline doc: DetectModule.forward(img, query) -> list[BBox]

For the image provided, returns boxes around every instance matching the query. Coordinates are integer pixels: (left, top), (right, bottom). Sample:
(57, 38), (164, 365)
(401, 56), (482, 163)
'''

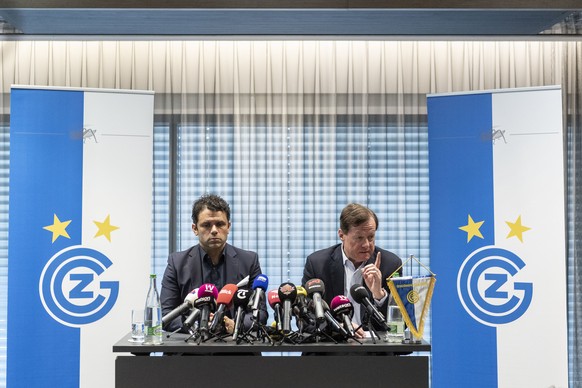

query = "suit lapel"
(223, 244), (239, 285)
(329, 245), (345, 303)
(189, 245), (204, 289)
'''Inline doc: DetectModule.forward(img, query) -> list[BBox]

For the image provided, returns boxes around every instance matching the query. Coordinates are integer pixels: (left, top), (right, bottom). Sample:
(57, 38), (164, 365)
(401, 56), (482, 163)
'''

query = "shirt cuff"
(374, 289), (388, 305)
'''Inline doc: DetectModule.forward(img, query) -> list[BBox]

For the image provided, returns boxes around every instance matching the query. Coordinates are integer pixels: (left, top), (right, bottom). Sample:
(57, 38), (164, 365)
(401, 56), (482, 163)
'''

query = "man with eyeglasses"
(160, 193), (267, 334)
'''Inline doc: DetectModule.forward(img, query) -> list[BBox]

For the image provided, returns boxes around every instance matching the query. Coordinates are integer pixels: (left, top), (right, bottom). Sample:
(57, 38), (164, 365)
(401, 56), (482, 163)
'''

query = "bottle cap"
(150, 274), (156, 279)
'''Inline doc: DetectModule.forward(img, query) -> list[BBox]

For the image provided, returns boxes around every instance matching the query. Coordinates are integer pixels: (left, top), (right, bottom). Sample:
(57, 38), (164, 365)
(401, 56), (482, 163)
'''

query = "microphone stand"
(200, 328), (228, 343)
(165, 326), (183, 339)
(248, 319), (274, 345)
(363, 314), (382, 344)
(184, 326), (201, 343)
(342, 324), (363, 345)
(299, 320), (337, 344)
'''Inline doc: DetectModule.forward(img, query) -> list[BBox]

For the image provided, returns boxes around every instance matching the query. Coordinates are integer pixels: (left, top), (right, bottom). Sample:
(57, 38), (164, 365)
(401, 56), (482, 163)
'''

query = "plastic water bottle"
(385, 275), (405, 343)
(143, 274), (163, 345)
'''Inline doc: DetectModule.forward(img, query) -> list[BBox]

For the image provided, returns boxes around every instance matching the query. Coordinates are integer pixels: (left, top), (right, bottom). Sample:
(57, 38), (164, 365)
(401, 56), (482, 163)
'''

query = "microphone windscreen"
(350, 284), (370, 304)
(278, 282), (297, 303)
(330, 295), (354, 318)
(252, 274), (269, 290)
(185, 288), (199, 304)
(216, 284), (238, 305)
(296, 285), (307, 297)
(268, 289), (281, 308)
(305, 278), (325, 296)
(194, 295), (217, 312)
(233, 288), (251, 307)
(236, 275), (250, 288)
(198, 283), (219, 299)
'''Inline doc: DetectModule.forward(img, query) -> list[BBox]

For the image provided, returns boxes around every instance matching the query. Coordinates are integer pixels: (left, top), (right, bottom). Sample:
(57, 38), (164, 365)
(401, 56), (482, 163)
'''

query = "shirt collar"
(341, 244), (365, 271)
(199, 246), (225, 266)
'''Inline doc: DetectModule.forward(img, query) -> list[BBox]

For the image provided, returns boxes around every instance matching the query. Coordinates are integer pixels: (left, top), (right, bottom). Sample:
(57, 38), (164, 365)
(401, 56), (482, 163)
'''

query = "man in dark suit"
(302, 203), (402, 338)
(161, 193), (267, 334)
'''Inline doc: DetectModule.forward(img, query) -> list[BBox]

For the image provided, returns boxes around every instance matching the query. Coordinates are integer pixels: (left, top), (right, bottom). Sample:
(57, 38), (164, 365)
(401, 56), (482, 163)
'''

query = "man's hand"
(362, 252), (386, 300)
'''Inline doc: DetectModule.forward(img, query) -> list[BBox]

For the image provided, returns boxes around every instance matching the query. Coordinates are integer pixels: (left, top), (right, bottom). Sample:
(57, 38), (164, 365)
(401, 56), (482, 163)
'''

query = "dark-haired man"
(161, 193), (267, 334)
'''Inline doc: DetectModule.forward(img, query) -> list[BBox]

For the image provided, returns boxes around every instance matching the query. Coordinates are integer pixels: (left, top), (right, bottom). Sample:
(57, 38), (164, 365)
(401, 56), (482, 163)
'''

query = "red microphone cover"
(216, 284), (238, 305)
(268, 289), (281, 308)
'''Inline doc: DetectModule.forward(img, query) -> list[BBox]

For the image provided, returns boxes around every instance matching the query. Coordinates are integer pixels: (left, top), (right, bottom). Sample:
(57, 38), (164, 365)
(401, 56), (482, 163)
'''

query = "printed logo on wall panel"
(428, 86), (567, 388)
(7, 87), (154, 388)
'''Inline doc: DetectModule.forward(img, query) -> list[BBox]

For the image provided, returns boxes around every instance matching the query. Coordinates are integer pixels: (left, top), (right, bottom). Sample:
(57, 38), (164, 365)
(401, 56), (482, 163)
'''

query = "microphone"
(278, 282), (297, 333)
(232, 288), (251, 341)
(322, 300), (348, 337)
(249, 274), (268, 320)
(195, 283), (219, 338)
(268, 289), (283, 332)
(304, 278), (325, 324)
(209, 283), (238, 334)
(183, 305), (201, 331)
(236, 275), (250, 288)
(350, 284), (389, 331)
(182, 290), (201, 332)
(162, 288), (198, 326)
(292, 285), (313, 328)
(330, 295), (356, 337)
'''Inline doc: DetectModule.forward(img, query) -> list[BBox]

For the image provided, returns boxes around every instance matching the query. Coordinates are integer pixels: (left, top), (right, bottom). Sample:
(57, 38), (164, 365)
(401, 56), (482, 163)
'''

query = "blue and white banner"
(428, 86), (567, 388)
(8, 86), (153, 387)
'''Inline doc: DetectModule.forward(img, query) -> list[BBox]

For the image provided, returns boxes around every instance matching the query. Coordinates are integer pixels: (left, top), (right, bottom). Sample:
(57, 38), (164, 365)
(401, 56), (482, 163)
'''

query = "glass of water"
(130, 308), (145, 343)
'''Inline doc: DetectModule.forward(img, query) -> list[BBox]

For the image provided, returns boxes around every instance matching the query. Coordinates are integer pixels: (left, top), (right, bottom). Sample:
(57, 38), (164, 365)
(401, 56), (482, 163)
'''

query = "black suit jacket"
(302, 243), (402, 328)
(160, 243), (267, 332)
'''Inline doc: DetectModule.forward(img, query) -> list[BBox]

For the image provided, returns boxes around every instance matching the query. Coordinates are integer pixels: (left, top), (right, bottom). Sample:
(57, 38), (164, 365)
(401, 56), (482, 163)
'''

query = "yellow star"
(459, 215), (485, 243)
(506, 215), (531, 242)
(43, 214), (72, 243)
(93, 215), (120, 242)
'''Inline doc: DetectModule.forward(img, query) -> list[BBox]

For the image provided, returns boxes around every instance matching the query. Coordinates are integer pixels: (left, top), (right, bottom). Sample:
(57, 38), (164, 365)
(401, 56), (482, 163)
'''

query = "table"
(113, 332), (431, 388)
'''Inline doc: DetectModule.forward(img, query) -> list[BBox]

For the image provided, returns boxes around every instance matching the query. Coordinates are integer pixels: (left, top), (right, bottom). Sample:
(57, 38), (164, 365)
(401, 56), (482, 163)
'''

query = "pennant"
(387, 275), (435, 340)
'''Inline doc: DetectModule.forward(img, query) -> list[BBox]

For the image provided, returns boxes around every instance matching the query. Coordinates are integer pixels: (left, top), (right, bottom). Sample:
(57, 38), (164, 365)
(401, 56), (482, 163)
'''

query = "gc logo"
(457, 246), (533, 326)
(39, 245), (119, 327)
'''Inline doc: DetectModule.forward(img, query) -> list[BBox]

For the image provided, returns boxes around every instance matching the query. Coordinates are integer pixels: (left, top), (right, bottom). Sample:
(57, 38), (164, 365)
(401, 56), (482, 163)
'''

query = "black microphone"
(248, 274), (268, 320)
(195, 284), (218, 338)
(350, 284), (389, 331)
(322, 300), (348, 337)
(304, 278), (325, 324)
(162, 288), (198, 326)
(183, 305), (202, 331)
(278, 282), (297, 333)
(209, 283), (238, 334)
(330, 295), (356, 337)
(292, 285), (313, 328)
(232, 288), (251, 341)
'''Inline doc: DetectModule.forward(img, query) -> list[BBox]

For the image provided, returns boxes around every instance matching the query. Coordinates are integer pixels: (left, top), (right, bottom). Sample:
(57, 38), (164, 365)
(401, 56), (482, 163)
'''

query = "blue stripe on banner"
(428, 93), (498, 388)
(8, 89), (84, 387)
